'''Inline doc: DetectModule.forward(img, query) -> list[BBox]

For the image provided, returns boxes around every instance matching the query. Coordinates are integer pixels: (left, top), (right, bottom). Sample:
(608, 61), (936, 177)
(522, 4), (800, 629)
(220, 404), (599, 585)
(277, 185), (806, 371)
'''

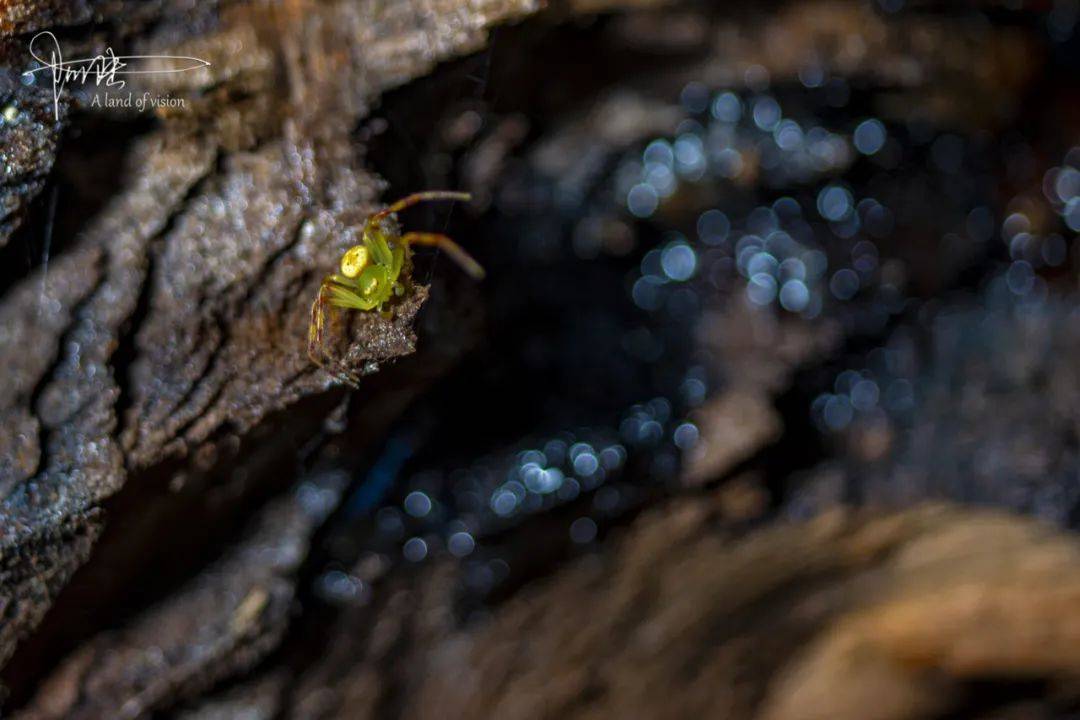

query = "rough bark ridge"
(377, 503), (1080, 720)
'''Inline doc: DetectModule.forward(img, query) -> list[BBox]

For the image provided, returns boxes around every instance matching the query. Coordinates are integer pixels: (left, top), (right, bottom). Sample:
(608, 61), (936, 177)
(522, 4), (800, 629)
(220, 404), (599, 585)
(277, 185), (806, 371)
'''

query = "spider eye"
(340, 246), (369, 278)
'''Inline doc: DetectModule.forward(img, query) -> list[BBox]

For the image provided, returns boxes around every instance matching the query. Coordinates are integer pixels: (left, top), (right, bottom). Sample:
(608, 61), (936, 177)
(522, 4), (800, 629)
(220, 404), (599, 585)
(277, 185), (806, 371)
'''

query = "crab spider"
(308, 191), (481, 385)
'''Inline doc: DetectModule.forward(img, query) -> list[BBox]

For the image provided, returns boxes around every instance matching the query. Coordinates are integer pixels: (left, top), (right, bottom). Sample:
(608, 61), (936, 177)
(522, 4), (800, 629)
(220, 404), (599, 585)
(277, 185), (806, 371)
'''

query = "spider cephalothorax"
(308, 191), (481, 384)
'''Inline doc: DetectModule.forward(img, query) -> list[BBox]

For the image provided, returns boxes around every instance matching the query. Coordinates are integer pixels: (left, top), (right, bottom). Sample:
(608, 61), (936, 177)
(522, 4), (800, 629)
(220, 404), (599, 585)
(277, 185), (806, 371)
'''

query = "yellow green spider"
(308, 190), (482, 385)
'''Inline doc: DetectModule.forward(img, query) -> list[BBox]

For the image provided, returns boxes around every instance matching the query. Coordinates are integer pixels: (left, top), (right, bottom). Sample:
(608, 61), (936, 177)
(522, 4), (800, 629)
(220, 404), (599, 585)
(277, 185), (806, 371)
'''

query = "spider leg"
(328, 283), (381, 310)
(307, 279), (369, 387)
(329, 363), (362, 388)
(400, 231), (485, 279)
(367, 191), (471, 225)
(327, 284), (379, 386)
(308, 281), (332, 368)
